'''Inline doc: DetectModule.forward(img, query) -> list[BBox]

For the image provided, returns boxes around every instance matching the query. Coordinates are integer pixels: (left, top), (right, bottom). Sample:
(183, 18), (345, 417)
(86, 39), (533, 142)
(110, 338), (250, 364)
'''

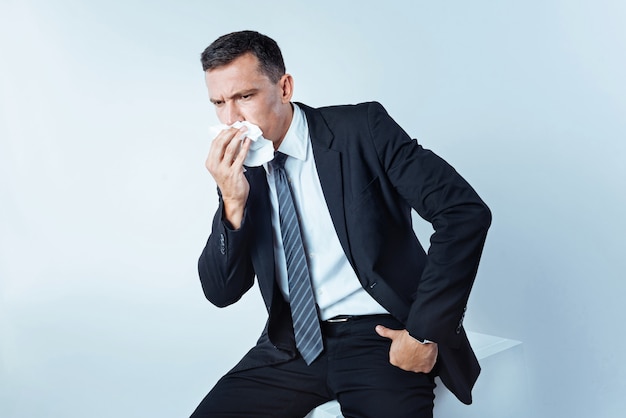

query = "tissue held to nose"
(209, 121), (275, 167)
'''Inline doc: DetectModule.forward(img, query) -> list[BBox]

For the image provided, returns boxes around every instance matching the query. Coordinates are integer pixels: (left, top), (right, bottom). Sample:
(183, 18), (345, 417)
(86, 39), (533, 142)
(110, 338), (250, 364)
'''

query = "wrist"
(222, 199), (246, 229)
(408, 332), (434, 345)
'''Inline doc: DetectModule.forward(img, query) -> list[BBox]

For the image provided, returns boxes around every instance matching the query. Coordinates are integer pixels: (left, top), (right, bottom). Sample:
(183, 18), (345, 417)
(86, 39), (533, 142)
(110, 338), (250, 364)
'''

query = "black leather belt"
(324, 315), (359, 323)
(321, 314), (399, 337)
(323, 314), (393, 324)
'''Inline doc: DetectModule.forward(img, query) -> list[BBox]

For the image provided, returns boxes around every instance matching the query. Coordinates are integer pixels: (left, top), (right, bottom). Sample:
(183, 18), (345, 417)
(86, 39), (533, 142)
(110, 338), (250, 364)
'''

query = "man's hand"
(375, 325), (438, 373)
(205, 126), (252, 229)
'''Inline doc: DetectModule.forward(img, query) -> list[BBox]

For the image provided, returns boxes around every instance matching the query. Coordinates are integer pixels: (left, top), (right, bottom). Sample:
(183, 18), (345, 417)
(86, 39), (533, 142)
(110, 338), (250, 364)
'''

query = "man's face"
(205, 53), (292, 144)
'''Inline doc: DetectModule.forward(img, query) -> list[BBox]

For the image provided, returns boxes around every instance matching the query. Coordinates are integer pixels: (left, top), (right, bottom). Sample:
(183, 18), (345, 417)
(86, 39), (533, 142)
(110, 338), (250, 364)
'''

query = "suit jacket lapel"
(298, 103), (355, 270)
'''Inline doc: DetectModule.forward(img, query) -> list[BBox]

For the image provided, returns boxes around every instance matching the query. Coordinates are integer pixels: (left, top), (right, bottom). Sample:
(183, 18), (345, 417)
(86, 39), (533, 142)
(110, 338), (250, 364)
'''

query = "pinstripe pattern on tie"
(270, 152), (323, 365)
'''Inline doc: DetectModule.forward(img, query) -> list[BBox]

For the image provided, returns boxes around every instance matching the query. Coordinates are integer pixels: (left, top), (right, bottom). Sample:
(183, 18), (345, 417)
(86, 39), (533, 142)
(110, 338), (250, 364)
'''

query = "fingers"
(223, 127), (248, 164)
(207, 126), (248, 173)
(232, 136), (252, 169)
(375, 325), (400, 340)
(375, 326), (438, 373)
(204, 126), (251, 229)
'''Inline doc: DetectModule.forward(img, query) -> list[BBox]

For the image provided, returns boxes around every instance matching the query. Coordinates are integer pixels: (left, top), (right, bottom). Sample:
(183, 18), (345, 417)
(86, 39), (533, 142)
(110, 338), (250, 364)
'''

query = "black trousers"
(191, 315), (436, 418)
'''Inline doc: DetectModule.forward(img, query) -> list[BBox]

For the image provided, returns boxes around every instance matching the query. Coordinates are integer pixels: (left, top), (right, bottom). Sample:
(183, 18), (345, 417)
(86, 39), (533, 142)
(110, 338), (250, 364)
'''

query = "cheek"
(241, 98), (279, 136)
(241, 103), (266, 125)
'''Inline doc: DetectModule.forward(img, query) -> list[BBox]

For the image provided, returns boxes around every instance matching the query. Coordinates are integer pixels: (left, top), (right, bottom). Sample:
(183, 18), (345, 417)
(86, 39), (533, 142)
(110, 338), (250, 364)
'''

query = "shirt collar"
(276, 103), (308, 161)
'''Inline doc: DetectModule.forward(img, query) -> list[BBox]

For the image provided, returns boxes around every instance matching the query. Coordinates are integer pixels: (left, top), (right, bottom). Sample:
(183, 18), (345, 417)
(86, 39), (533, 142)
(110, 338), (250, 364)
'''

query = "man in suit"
(192, 30), (491, 418)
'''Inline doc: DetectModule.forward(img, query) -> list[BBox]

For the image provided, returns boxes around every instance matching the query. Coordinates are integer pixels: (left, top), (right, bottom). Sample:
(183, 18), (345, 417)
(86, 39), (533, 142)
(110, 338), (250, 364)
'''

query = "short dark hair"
(200, 30), (286, 83)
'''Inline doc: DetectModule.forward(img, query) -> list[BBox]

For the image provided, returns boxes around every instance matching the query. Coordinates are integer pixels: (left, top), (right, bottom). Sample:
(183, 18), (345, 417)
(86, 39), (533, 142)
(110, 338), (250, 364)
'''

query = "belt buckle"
(325, 315), (354, 323)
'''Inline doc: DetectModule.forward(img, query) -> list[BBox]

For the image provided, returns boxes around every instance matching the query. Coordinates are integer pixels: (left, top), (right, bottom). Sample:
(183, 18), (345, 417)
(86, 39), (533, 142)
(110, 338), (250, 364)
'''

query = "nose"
(223, 101), (242, 125)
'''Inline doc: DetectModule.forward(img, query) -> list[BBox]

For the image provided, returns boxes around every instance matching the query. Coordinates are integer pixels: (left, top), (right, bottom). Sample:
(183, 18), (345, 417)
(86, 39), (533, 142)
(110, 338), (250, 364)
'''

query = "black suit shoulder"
(302, 101), (383, 124)
(298, 101), (410, 155)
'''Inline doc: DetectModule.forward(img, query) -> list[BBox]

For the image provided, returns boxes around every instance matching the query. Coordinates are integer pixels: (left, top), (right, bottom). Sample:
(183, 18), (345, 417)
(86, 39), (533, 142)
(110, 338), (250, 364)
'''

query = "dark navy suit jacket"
(198, 101), (491, 404)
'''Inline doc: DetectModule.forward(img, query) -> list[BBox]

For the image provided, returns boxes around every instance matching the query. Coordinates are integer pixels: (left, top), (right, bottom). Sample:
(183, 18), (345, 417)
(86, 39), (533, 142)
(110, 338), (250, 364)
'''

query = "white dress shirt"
(264, 103), (389, 320)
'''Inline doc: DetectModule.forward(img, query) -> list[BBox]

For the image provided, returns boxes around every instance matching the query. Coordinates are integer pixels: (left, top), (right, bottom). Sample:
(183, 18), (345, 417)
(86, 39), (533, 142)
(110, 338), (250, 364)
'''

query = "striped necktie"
(270, 152), (323, 365)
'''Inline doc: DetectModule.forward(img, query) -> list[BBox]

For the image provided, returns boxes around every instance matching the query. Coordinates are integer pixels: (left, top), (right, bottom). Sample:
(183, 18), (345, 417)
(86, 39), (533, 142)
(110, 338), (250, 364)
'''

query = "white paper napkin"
(209, 121), (274, 167)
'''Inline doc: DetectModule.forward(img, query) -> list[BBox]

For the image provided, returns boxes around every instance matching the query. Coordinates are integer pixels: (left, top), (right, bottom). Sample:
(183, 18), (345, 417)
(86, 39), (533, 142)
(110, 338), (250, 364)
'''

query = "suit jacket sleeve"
(197, 188), (256, 308)
(367, 102), (491, 347)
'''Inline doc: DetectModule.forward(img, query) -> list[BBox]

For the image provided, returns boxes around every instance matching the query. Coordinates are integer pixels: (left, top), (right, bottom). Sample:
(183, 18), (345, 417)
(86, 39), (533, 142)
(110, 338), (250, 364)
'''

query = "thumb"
(375, 325), (398, 340)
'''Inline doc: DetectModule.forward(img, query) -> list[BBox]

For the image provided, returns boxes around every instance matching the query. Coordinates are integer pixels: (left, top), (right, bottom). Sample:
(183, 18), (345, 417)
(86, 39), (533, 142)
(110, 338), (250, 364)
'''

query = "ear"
(279, 73), (294, 103)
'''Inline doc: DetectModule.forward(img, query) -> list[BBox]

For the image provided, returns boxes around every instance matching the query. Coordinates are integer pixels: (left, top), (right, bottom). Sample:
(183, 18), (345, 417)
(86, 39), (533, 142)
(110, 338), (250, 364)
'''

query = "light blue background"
(1, 1), (625, 417)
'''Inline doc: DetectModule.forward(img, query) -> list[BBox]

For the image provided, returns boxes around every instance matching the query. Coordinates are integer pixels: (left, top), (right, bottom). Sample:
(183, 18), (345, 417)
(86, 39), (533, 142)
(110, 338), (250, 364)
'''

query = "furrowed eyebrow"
(210, 89), (259, 104)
